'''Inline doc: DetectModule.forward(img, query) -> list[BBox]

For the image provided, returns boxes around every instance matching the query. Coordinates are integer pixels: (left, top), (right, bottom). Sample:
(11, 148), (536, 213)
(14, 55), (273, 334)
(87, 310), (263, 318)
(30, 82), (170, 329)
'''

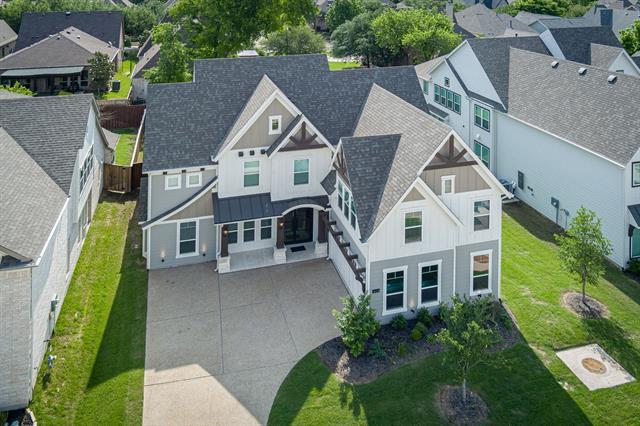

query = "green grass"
(328, 61), (361, 71)
(113, 128), (138, 166)
(29, 194), (147, 425)
(269, 203), (640, 425)
(104, 60), (135, 100)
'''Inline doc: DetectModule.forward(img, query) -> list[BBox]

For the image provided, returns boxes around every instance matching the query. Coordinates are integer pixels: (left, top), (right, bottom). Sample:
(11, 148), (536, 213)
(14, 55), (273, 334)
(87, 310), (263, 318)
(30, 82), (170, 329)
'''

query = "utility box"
(111, 80), (121, 92)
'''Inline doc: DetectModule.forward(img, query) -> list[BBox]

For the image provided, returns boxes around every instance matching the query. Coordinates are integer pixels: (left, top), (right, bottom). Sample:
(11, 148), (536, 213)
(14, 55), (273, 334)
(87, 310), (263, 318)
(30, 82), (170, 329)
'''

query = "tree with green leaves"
(332, 294), (379, 357)
(123, 2), (162, 42)
(331, 8), (394, 66)
(263, 25), (326, 55)
(621, 21), (640, 55)
(497, 0), (565, 16)
(372, 9), (460, 63)
(170, 0), (316, 58)
(555, 207), (612, 303)
(435, 295), (496, 404)
(1, 82), (34, 96)
(88, 52), (114, 97)
(144, 23), (191, 83)
(326, 0), (365, 32)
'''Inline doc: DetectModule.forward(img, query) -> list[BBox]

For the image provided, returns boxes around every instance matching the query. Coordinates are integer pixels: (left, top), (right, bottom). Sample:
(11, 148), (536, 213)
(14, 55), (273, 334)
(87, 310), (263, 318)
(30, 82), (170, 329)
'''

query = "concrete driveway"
(143, 259), (347, 425)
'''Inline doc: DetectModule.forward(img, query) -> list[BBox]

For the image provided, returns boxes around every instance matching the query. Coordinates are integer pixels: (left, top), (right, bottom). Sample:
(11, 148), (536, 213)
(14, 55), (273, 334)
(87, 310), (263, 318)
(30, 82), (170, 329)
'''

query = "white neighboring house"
(0, 95), (113, 410)
(0, 19), (17, 58)
(139, 54), (509, 324)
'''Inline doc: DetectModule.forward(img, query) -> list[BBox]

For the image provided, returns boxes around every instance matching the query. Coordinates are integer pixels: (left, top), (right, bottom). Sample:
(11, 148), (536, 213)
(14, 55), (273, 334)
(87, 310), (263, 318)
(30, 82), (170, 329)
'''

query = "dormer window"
(268, 115), (282, 135)
(441, 175), (455, 195)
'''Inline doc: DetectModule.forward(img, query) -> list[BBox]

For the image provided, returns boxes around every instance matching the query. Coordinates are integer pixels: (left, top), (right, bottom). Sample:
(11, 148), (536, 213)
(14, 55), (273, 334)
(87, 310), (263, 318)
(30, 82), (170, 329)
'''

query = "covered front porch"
(1, 66), (89, 94)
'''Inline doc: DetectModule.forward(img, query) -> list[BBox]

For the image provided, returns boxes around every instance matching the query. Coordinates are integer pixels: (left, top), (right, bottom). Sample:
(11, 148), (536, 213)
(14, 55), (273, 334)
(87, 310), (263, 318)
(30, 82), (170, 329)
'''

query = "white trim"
(417, 259), (442, 308)
(175, 218), (199, 258)
(293, 157), (310, 186)
(159, 215), (213, 225)
(441, 175), (455, 195)
(414, 178), (464, 227)
(280, 204), (327, 216)
(242, 159), (261, 188)
(268, 115), (335, 157)
(164, 174), (181, 190)
(382, 265), (408, 315)
(472, 198), (491, 232)
(146, 165), (217, 176)
(34, 198), (70, 266)
(186, 172), (202, 188)
(268, 115), (282, 135)
(470, 249), (492, 296)
(130, 109), (145, 167)
(402, 209), (423, 244)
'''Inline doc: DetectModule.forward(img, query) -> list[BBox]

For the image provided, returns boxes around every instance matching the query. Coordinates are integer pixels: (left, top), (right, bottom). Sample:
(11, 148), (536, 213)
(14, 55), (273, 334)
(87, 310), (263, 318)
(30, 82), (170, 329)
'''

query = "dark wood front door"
(283, 208), (313, 245)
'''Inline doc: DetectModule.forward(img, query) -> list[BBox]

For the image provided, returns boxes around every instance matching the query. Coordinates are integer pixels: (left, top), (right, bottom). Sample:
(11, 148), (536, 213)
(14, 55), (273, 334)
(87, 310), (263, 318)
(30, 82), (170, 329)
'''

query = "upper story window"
(441, 175), (455, 195)
(338, 179), (357, 230)
(338, 180), (344, 210)
(633, 162), (640, 187)
(79, 146), (94, 193)
(422, 79), (429, 95)
(474, 105), (490, 131)
(473, 200), (490, 231)
(473, 141), (490, 168)
(444, 77), (450, 87)
(404, 211), (422, 243)
(268, 115), (282, 135)
(186, 172), (202, 188)
(293, 159), (310, 185)
(471, 250), (491, 295)
(434, 84), (461, 114)
(165, 173), (181, 190)
(243, 160), (260, 187)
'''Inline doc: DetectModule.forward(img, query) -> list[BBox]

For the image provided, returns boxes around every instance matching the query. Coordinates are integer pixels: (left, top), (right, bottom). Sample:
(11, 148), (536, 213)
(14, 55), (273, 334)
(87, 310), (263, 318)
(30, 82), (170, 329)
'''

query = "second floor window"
(268, 115), (282, 135)
(474, 105), (490, 131)
(293, 159), (310, 185)
(473, 141), (490, 168)
(473, 200), (490, 231)
(404, 211), (422, 243)
(243, 160), (260, 187)
(79, 146), (94, 193)
(633, 162), (640, 187)
(422, 79), (428, 95)
(165, 174), (180, 190)
(434, 84), (461, 114)
(338, 179), (357, 230)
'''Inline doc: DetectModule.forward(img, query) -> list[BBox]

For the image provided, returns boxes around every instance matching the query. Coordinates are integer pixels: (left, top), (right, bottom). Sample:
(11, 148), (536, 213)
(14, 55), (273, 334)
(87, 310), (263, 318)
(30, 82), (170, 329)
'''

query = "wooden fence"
(104, 162), (143, 193)
(98, 100), (145, 130)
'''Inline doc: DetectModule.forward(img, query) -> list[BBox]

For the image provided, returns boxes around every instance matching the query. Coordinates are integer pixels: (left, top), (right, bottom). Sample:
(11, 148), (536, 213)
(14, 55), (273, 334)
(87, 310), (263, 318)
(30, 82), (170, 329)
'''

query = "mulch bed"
(6, 409), (35, 426)
(437, 385), (488, 426)
(561, 291), (609, 319)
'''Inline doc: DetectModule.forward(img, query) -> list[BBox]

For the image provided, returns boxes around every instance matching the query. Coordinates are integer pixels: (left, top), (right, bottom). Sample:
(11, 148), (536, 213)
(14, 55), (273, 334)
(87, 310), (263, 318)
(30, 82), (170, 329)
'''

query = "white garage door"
(329, 237), (363, 298)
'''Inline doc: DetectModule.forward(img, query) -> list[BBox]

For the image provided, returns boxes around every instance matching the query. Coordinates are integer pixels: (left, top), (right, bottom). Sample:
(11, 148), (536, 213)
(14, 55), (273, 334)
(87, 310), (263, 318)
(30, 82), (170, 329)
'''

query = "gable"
(403, 187), (425, 202)
(421, 165), (490, 195)
(232, 98), (295, 150)
(166, 189), (213, 221)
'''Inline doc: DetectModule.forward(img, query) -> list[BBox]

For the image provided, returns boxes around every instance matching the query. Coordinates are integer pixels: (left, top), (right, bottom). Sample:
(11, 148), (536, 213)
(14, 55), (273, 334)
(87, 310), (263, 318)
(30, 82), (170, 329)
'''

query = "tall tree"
(621, 21), (640, 55)
(555, 207), (612, 303)
(170, 0), (316, 58)
(88, 52), (114, 97)
(326, 0), (364, 32)
(263, 25), (326, 55)
(144, 23), (191, 83)
(331, 9), (394, 67)
(123, 2), (162, 42)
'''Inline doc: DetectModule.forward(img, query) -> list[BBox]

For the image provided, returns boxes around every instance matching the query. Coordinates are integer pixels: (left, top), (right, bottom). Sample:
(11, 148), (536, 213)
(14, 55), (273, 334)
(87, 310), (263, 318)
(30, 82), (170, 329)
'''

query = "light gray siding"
(148, 217), (217, 269)
(149, 169), (217, 218)
(455, 239), (500, 298)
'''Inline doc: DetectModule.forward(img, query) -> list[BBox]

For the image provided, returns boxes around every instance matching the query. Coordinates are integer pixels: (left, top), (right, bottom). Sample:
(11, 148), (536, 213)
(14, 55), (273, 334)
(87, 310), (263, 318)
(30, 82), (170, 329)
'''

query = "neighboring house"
(131, 42), (160, 101)
(139, 54), (508, 323)
(456, 0), (510, 8)
(0, 95), (114, 411)
(0, 26), (120, 95)
(454, 3), (537, 37)
(582, 5), (640, 39)
(0, 19), (17, 58)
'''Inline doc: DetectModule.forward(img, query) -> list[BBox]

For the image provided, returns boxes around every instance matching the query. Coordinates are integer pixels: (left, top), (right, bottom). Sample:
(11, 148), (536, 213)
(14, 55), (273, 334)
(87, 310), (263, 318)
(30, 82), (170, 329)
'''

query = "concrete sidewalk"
(143, 259), (346, 425)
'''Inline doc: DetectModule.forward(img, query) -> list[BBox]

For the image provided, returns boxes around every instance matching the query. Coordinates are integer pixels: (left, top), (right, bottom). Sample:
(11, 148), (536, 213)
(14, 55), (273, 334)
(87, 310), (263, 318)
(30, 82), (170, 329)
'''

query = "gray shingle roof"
(144, 54), (427, 172)
(548, 26), (621, 64)
(212, 192), (328, 224)
(132, 43), (160, 78)
(0, 19), (17, 46)
(0, 127), (67, 261)
(0, 89), (28, 99)
(0, 95), (94, 193)
(590, 42), (625, 69)
(454, 3), (535, 37)
(415, 55), (444, 80)
(321, 169), (336, 195)
(508, 48), (640, 165)
(15, 11), (123, 51)
(513, 11), (556, 26)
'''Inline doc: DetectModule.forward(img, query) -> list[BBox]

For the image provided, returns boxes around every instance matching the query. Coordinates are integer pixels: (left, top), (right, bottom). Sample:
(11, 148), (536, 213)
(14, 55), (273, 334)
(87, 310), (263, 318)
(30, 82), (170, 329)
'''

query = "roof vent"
(65, 11), (71, 16)
(578, 67), (587, 75)
(608, 74), (617, 83)
(551, 60), (559, 68)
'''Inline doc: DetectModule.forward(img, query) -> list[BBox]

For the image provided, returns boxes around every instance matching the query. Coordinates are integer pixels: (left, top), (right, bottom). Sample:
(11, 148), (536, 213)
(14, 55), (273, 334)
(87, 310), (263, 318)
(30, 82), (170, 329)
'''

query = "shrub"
(332, 295), (380, 357)
(367, 338), (386, 359)
(414, 321), (428, 335)
(416, 307), (432, 327)
(410, 327), (422, 341)
(390, 314), (408, 330)
(397, 342), (407, 357)
(628, 259), (640, 276)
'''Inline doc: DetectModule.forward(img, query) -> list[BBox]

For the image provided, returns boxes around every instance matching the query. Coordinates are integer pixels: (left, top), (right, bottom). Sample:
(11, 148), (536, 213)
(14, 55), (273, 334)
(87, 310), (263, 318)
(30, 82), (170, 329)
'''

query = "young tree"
(326, 0), (364, 31)
(88, 52), (114, 97)
(620, 21), (640, 55)
(263, 25), (326, 55)
(555, 206), (612, 303)
(144, 23), (191, 83)
(332, 294), (379, 357)
(435, 295), (496, 404)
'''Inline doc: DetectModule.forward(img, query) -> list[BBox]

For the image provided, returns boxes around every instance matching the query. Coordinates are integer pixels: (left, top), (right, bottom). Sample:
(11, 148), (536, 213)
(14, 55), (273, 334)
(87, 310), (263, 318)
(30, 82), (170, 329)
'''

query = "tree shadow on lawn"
(582, 317), (640, 378)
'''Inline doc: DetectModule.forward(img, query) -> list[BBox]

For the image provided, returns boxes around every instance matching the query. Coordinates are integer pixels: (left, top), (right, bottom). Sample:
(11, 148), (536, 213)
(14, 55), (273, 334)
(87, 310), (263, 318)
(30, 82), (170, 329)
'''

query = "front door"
(283, 208), (313, 245)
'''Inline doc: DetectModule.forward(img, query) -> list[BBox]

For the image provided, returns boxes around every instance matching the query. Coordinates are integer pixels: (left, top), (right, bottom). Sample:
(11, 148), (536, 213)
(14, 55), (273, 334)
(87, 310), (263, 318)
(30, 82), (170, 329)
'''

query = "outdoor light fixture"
(161, 250), (165, 263)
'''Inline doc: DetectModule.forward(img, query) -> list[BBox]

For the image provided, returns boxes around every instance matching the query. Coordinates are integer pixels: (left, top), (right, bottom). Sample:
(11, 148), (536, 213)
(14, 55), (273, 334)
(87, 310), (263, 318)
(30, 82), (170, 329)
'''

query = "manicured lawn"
(269, 203), (640, 425)
(29, 194), (147, 425)
(104, 60), (136, 100)
(113, 128), (139, 166)
(329, 61), (361, 71)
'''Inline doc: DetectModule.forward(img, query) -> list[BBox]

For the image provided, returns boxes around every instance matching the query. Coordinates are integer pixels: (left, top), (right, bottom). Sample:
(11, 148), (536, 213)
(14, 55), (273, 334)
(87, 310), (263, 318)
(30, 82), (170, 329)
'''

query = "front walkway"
(143, 259), (347, 425)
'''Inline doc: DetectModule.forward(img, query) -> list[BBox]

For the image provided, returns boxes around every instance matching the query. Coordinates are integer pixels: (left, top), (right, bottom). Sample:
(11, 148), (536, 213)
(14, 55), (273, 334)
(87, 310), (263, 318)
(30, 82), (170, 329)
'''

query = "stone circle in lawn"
(437, 385), (488, 426)
(556, 343), (635, 390)
(561, 291), (609, 319)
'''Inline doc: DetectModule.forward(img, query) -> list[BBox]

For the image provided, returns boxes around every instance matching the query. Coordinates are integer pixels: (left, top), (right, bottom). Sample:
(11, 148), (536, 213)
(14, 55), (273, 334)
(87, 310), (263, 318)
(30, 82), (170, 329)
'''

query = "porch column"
(220, 224), (229, 257)
(318, 211), (328, 243)
(276, 217), (285, 249)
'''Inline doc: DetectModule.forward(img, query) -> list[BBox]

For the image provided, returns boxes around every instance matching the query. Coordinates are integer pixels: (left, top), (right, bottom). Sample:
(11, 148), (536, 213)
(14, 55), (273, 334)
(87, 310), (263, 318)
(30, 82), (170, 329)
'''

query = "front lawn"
(113, 128), (139, 165)
(329, 61), (361, 71)
(269, 203), (640, 424)
(103, 60), (135, 100)
(29, 194), (147, 425)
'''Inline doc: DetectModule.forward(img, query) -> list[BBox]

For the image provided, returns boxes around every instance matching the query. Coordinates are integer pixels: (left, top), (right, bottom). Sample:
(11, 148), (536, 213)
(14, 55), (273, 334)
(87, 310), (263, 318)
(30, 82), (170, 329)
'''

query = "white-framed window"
(422, 79), (428, 95)
(227, 223), (238, 244)
(79, 145), (94, 193)
(338, 180), (344, 210)
(337, 178), (357, 230)
(243, 221), (255, 242)
(186, 172), (202, 188)
(418, 260), (441, 307)
(383, 266), (407, 314)
(177, 220), (198, 257)
(441, 175), (455, 195)
(243, 160), (260, 187)
(473, 141), (490, 168)
(404, 211), (422, 243)
(268, 115), (282, 135)
(632, 162), (640, 187)
(473, 200), (490, 231)
(293, 158), (310, 185)
(470, 250), (492, 295)
(165, 174), (181, 190)
(350, 198), (357, 229)
(261, 218), (272, 240)
(474, 104), (490, 131)
(343, 188), (350, 218)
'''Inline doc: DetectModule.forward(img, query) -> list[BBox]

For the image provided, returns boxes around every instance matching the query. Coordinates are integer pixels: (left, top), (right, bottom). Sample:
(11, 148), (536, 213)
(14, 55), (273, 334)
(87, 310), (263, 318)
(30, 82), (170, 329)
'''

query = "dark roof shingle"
(548, 26), (621, 64)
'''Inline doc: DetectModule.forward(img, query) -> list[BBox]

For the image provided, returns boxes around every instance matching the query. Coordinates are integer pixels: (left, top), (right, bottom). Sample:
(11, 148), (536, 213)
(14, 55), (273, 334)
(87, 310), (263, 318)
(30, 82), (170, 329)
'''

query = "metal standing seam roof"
(629, 204), (640, 226)
(212, 193), (329, 224)
(1, 66), (84, 77)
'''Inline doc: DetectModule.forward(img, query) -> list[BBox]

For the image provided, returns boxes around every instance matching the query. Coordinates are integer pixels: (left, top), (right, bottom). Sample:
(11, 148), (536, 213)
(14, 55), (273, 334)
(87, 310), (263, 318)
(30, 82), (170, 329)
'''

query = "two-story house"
(139, 54), (509, 323)
(0, 95), (113, 410)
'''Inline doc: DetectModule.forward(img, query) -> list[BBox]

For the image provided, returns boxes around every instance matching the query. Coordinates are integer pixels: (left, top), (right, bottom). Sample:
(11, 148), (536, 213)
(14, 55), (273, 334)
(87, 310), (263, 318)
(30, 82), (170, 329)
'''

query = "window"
(473, 141), (490, 168)
(293, 159), (310, 185)
(186, 172), (202, 188)
(343, 189), (350, 218)
(338, 181), (344, 210)
(422, 79), (429, 95)
(419, 262), (440, 306)
(473, 200), (490, 231)
(165, 174), (181, 190)
(337, 179), (358, 229)
(243, 221), (255, 242)
(471, 251), (491, 294)
(79, 146), (94, 193)
(441, 175), (455, 195)
(444, 77), (450, 87)
(350, 199), (357, 229)
(632, 228), (640, 258)
(268, 115), (282, 135)
(261, 219), (272, 240)
(474, 105), (490, 131)
(434, 84), (460, 114)
(517, 171), (524, 190)
(227, 223), (238, 244)
(383, 267), (407, 314)
(178, 221), (197, 257)
(633, 162), (640, 187)
(404, 211), (422, 243)
(243, 160), (260, 187)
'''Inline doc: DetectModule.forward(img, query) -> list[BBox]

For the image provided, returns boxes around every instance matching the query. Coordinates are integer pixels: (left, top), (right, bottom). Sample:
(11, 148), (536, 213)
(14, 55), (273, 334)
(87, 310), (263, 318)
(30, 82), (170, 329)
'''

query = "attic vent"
(65, 11), (71, 15)
(608, 74), (617, 83)
(551, 60), (559, 68)
(578, 67), (587, 75)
